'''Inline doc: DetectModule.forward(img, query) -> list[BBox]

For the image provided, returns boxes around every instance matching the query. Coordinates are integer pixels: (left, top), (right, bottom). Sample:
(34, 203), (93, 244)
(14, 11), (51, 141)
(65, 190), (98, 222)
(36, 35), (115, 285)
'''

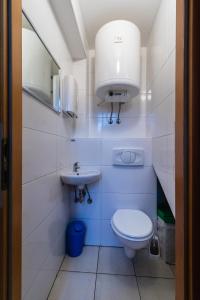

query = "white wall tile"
(101, 117), (148, 138)
(153, 134), (175, 175)
(72, 114), (89, 138)
(101, 193), (156, 220)
(153, 92), (175, 137)
(153, 136), (174, 171)
(147, 1), (176, 86)
(88, 50), (95, 75)
(89, 94), (151, 119)
(57, 114), (75, 138)
(89, 95), (105, 117)
(102, 166), (156, 194)
(22, 209), (56, 294)
(100, 220), (121, 247)
(70, 192), (101, 219)
(147, 0), (176, 215)
(102, 138), (152, 166)
(77, 90), (88, 115)
(84, 219), (101, 245)
(22, 204), (67, 297)
(22, 0), (74, 298)
(72, 59), (88, 91)
(151, 50), (175, 109)
(152, 134), (175, 216)
(42, 230), (66, 271)
(56, 137), (70, 170)
(23, 128), (57, 183)
(67, 137), (156, 247)
(118, 95), (150, 117)
(166, 0), (176, 57)
(23, 93), (58, 135)
(145, 116), (154, 138)
(22, 172), (63, 240)
(89, 117), (103, 138)
(69, 138), (102, 165)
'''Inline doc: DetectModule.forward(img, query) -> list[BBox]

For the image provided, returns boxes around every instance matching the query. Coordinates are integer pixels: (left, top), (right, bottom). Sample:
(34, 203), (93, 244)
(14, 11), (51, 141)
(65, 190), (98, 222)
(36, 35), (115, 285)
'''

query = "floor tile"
(61, 246), (99, 273)
(134, 249), (174, 278)
(137, 277), (175, 300)
(48, 271), (96, 300)
(95, 274), (140, 300)
(97, 247), (134, 275)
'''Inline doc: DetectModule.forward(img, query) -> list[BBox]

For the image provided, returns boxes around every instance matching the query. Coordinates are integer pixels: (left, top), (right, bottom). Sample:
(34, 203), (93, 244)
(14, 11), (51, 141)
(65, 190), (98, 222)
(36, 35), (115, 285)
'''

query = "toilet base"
(124, 247), (136, 259)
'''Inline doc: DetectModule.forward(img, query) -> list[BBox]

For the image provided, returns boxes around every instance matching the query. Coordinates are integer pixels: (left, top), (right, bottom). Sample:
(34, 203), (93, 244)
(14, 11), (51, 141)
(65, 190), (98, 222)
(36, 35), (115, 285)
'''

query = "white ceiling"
(78, 0), (161, 48)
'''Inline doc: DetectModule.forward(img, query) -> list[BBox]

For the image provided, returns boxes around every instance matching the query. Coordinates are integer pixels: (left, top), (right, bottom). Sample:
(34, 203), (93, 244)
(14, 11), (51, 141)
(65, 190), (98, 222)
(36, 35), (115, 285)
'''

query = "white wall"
(21, 1), (175, 296)
(147, 0), (176, 215)
(22, 1), (74, 299)
(68, 47), (157, 246)
(72, 48), (153, 138)
(68, 138), (156, 246)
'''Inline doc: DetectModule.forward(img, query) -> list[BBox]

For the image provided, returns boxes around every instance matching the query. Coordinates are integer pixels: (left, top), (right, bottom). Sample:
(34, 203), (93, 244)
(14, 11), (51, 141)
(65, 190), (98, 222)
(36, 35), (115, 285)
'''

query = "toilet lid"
(112, 209), (153, 239)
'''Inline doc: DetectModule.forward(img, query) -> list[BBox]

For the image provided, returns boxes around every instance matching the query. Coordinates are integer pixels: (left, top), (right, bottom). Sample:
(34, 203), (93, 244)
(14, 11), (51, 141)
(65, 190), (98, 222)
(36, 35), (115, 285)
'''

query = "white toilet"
(111, 209), (154, 259)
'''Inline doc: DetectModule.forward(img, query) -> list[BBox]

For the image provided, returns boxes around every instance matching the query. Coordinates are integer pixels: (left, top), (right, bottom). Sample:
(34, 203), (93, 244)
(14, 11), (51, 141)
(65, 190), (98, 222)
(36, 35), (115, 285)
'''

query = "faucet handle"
(73, 161), (80, 172)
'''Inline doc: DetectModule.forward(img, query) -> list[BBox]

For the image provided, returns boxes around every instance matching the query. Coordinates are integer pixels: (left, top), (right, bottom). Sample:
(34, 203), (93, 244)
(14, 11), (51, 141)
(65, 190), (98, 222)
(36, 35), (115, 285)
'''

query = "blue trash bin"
(66, 221), (86, 257)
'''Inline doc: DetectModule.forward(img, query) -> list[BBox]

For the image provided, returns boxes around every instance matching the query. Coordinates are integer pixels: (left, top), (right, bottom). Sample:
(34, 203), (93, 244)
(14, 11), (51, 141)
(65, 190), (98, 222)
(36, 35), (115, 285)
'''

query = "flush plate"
(112, 148), (144, 166)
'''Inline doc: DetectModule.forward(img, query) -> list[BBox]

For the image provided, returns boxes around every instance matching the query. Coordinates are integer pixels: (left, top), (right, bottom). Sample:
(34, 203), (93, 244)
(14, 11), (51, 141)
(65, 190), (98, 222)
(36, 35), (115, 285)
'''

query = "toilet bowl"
(111, 209), (154, 258)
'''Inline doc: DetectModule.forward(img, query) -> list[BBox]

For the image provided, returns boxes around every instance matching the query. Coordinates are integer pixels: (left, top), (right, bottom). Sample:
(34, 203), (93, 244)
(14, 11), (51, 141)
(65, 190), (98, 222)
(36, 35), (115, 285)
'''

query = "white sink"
(61, 170), (101, 186)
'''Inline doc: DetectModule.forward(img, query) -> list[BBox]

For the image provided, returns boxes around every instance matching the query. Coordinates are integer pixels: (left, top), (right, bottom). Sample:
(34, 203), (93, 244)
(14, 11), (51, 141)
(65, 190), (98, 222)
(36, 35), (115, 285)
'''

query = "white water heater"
(95, 20), (141, 102)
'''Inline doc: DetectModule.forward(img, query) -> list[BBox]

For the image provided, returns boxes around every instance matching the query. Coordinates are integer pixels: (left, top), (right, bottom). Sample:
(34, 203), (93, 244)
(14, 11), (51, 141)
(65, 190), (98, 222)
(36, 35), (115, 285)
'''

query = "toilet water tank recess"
(95, 20), (141, 102)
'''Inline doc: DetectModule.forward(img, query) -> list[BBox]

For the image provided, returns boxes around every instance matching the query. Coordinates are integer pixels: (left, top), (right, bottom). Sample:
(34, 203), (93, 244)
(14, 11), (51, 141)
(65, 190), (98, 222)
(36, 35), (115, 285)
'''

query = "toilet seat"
(111, 209), (153, 241)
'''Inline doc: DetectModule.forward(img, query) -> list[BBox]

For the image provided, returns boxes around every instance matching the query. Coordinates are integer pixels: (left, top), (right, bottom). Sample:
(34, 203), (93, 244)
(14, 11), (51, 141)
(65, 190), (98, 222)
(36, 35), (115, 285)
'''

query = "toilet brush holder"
(149, 235), (160, 258)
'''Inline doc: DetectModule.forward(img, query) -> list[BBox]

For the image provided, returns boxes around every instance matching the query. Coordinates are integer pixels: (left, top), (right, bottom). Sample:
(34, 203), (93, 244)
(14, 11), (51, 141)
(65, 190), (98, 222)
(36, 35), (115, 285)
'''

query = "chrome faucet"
(73, 162), (80, 172)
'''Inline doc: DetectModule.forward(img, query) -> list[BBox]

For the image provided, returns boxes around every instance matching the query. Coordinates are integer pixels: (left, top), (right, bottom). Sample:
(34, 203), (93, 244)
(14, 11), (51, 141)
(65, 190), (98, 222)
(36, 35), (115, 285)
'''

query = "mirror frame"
(22, 10), (61, 113)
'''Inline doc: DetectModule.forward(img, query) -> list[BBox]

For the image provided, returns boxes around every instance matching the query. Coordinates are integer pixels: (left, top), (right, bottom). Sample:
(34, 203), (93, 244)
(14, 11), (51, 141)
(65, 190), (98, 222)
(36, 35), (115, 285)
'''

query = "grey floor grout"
(47, 255), (66, 299)
(48, 246), (175, 299)
(132, 259), (141, 300)
(93, 246), (100, 300)
(55, 269), (175, 280)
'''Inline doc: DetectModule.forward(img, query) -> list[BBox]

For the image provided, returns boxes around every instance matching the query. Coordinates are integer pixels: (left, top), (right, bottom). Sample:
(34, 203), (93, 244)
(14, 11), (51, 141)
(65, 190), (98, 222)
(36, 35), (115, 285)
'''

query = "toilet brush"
(149, 219), (160, 257)
(149, 234), (160, 257)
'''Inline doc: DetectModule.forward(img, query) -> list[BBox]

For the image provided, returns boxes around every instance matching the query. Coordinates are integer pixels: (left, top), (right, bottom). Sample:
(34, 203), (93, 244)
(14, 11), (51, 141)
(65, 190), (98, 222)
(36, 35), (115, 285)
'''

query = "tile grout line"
(93, 246), (100, 300)
(52, 268), (175, 280)
(46, 247), (175, 300)
(135, 275), (142, 300)
(136, 275), (175, 280)
(59, 269), (139, 277)
(132, 259), (142, 300)
(47, 255), (66, 299)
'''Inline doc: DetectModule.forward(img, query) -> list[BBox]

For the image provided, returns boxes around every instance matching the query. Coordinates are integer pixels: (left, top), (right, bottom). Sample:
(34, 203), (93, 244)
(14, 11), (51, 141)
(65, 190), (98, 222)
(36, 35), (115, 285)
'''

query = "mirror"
(22, 12), (61, 112)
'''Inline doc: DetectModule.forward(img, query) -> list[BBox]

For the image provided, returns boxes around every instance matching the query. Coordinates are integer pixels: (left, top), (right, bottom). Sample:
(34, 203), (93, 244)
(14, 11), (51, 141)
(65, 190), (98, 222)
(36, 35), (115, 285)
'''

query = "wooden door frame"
(0, 0), (22, 300)
(175, 0), (188, 299)
(9, 0), (22, 299)
(0, 1), (9, 299)
(176, 0), (200, 299)
(188, 0), (200, 298)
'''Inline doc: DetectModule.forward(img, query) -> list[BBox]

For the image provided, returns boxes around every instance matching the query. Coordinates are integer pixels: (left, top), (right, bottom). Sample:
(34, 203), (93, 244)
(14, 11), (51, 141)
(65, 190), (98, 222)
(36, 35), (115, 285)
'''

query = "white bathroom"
(22, 0), (176, 299)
